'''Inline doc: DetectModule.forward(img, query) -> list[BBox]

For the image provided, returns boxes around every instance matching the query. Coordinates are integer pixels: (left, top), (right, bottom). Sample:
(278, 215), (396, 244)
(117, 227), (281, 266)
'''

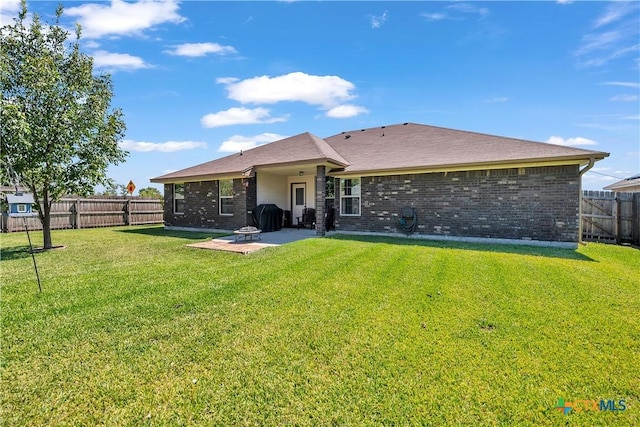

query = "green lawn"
(1, 226), (638, 426)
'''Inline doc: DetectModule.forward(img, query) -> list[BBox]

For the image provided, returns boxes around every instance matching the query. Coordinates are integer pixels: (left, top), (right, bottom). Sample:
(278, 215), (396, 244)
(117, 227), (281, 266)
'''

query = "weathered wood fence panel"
(1, 197), (163, 232)
(581, 191), (640, 245)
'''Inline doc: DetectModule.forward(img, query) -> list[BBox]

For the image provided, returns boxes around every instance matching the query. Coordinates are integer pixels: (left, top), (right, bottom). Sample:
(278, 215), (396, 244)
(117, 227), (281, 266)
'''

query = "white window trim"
(339, 177), (361, 217)
(17, 204), (27, 213)
(173, 183), (185, 215)
(219, 179), (234, 216)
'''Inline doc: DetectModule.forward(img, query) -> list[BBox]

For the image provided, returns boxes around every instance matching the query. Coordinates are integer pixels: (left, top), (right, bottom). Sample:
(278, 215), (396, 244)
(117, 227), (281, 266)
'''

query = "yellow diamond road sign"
(127, 180), (136, 194)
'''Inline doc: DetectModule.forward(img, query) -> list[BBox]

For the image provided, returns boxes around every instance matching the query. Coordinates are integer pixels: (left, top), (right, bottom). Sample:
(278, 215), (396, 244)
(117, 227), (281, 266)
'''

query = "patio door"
(291, 183), (306, 224)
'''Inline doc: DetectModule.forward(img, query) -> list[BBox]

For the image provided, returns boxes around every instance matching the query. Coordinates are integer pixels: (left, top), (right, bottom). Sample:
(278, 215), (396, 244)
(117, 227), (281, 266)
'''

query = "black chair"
(325, 206), (336, 231)
(297, 208), (316, 229)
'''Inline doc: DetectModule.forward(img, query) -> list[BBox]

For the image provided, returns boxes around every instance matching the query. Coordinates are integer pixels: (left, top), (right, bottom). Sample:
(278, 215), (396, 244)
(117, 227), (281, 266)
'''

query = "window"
(17, 204), (27, 213)
(173, 184), (184, 214)
(340, 178), (361, 216)
(219, 179), (234, 215)
(295, 187), (305, 205)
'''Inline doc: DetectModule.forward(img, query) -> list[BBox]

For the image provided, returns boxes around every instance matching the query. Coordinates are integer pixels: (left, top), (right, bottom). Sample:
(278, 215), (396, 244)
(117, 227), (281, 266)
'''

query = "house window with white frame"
(17, 204), (27, 213)
(340, 178), (361, 216)
(173, 183), (185, 214)
(219, 179), (234, 215)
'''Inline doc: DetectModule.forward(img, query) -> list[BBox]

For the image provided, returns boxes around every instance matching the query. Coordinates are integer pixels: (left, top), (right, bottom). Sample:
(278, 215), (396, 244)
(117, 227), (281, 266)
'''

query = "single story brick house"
(151, 123), (608, 248)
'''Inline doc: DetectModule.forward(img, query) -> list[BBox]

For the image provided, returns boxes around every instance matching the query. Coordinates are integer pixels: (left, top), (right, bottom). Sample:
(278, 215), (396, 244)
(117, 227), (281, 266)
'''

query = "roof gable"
(152, 132), (348, 182)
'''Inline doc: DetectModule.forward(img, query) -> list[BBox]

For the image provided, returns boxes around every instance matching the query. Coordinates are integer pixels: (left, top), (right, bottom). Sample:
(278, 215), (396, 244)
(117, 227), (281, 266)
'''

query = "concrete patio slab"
(187, 228), (318, 254)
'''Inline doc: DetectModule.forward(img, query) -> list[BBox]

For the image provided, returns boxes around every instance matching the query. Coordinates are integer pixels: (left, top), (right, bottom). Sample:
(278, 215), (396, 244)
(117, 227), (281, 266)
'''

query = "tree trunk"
(42, 211), (52, 249)
(41, 190), (53, 249)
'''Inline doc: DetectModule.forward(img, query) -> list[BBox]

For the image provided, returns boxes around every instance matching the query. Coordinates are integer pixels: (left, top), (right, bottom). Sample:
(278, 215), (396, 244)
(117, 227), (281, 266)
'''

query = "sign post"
(7, 193), (41, 292)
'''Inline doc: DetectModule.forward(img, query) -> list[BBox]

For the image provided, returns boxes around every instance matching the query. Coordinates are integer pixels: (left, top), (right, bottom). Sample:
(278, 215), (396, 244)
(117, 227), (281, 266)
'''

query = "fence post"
(614, 195), (621, 245)
(75, 198), (82, 229)
(633, 193), (640, 246)
(126, 198), (132, 226)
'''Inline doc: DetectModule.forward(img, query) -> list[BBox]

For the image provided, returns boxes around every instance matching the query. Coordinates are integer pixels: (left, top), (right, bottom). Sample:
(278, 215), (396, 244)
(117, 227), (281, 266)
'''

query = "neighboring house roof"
(152, 132), (348, 183)
(324, 123), (608, 175)
(603, 174), (640, 192)
(151, 122), (609, 183)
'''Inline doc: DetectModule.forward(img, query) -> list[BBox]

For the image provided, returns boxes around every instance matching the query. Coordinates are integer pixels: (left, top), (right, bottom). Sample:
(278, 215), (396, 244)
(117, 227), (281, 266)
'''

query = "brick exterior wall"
(163, 179), (249, 230)
(315, 165), (326, 236)
(245, 176), (257, 226)
(335, 165), (581, 243)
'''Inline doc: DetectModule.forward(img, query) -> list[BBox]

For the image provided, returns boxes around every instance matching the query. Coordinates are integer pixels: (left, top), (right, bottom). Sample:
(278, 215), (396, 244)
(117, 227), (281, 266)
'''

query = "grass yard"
(1, 226), (639, 426)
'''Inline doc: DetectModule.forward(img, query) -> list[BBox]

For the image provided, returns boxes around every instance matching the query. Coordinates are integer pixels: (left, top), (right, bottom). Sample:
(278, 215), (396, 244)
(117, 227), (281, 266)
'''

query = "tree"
(138, 187), (163, 199)
(1, 1), (127, 249)
(98, 179), (126, 197)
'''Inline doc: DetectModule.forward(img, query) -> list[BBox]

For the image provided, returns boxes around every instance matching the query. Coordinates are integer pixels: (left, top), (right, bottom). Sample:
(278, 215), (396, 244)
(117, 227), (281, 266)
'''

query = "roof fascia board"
(151, 159), (346, 184)
(151, 173), (245, 184)
(330, 158), (597, 178)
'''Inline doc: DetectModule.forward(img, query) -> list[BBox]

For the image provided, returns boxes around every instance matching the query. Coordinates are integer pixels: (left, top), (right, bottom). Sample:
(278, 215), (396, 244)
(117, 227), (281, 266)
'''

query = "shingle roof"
(324, 123), (608, 174)
(152, 132), (348, 182)
(603, 174), (640, 191)
(152, 122), (609, 183)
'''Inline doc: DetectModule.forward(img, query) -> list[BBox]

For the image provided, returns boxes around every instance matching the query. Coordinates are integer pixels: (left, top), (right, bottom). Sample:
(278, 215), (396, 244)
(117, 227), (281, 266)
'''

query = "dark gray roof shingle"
(152, 122), (608, 182)
(152, 132), (348, 182)
(324, 123), (608, 174)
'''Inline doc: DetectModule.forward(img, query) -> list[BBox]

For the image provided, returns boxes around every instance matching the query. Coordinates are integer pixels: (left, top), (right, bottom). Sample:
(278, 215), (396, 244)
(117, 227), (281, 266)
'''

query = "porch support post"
(315, 165), (326, 236)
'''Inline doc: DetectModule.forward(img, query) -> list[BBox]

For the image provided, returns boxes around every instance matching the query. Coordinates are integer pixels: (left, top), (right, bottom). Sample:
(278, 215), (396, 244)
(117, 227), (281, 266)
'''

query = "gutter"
(579, 157), (596, 176)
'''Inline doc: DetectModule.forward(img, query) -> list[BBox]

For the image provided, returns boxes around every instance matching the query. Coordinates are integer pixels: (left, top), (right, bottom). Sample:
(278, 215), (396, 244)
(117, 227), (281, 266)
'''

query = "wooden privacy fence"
(581, 191), (640, 245)
(1, 197), (163, 232)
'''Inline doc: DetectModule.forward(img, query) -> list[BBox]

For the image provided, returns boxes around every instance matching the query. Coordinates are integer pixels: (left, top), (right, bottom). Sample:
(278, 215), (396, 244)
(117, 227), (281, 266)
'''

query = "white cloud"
(546, 136), (598, 147)
(602, 81), (640, 89)
(446, 3), (490, 18)
(119, 139), (207, 153)
(574, 30), (623, 57)
(82, 40), (101, 50)
(583, 172), (617, 184)
(164, 42), (237, 57)
(610, 94), (638, 102)
(593, 2), (637, 28)
(92, 50), (150, 72)
(422, 3), (489, 23)
(484, 96), (509, 103)
(368, 11), (388, 29)
(557, 0), (573, 4)
(66, 0), (185, 39)
(574, 2), (639, 67)
(218, 133), (287, 153)
(220, 72), (357, 108)
(420, 12), (448, 22)
(200, 107), (288, 128)
(1, 0), (22, 26)
(325, 104), (369, 118)
(216, 77), (240, 85)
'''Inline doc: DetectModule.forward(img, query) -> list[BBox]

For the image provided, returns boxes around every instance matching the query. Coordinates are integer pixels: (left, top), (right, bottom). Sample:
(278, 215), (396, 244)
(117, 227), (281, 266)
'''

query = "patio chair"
(325, 206), (336, 231)
(297, 208), (316, 229)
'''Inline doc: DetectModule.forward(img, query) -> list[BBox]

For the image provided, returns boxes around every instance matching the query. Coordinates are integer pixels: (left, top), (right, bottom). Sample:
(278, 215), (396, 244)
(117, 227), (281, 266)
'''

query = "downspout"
(579, 157), (596, 177)
(578, 157), (596, 245)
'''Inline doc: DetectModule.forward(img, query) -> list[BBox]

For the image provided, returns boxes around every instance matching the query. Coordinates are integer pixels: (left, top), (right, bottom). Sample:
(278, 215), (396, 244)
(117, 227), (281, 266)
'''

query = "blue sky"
(3, 0), (639, 192)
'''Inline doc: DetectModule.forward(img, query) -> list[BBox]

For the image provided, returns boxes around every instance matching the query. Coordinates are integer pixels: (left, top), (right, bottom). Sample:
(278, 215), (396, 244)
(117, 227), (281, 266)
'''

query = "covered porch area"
(250, 163), (334, 235)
